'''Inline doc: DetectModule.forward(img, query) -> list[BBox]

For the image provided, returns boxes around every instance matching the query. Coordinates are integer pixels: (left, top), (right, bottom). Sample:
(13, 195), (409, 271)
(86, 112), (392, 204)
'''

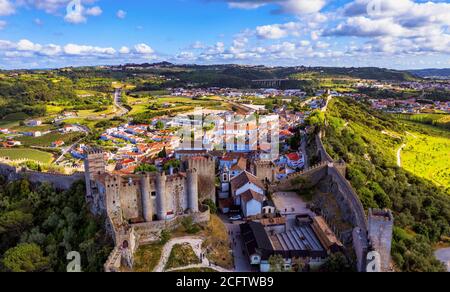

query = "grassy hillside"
(401, 123), (450, 189)
(323, 97), (450, 272)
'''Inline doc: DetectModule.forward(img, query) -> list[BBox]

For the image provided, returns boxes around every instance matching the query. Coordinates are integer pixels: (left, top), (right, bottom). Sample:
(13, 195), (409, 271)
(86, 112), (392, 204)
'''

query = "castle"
(84, 149), (215, 225)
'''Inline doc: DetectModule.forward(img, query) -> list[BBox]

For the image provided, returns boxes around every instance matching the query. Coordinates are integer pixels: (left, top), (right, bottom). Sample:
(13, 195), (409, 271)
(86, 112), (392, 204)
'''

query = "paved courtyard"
(272, 192), (313, 216)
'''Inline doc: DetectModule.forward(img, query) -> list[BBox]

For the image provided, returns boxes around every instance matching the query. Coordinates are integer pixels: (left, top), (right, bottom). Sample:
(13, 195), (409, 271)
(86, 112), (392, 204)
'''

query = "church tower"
(219, 166), (231, 199)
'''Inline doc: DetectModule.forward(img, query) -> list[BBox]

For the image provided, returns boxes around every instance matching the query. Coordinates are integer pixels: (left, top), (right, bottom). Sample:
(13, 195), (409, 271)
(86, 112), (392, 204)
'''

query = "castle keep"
(84, 149), (210, 224)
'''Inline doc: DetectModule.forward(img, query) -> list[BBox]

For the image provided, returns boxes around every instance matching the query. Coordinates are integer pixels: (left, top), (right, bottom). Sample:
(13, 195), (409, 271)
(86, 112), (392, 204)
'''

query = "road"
(113, 88), (129, 117)
(219, 215), (253, 272)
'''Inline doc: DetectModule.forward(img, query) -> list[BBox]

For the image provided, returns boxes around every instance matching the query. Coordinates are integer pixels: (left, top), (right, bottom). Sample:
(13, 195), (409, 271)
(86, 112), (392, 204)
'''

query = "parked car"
(229, 215), (242, 221)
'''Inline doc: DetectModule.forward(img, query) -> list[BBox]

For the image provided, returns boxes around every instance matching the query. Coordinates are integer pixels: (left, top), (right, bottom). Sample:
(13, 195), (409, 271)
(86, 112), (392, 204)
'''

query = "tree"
(320, 252), (354, 272)
(158, 147), (168, 158)
(2, 243), (50, 272)
(155, 120), (164, 130)
(268, 254), (287, 272)
(134, 163), (158, 173)
(202, 199), (217, 214)
(160, 229), (171, 244)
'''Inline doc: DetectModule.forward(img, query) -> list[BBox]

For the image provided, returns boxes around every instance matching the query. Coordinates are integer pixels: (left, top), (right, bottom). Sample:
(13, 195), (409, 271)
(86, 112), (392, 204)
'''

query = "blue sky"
(0, 0), (449, 69)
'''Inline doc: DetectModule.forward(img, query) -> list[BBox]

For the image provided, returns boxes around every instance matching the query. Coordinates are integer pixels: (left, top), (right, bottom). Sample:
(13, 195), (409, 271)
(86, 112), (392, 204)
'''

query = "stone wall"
(104, 207), (210, 272)
(0, 162), (84, 190)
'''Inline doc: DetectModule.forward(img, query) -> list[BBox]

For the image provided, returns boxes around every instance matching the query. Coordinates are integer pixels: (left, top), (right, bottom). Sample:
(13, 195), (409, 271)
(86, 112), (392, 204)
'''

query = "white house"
(27, 120), (42, 127)
(230, 171), (266, 217)
(241, 190), (265, 217)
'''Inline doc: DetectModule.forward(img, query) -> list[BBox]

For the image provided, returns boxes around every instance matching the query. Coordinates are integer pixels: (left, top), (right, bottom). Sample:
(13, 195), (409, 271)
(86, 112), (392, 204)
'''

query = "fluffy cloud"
(85, 6), (102, 16)
(326, 0), (450, 56)
(119, 46), (130, 54)
(256, 22), (301, 39)
(134, 43), (154, 55)
(116, 9), (127, 19)
(0, 0), (14, 16)
(0, 39), (159, 61)
(226, 0), (327, 15)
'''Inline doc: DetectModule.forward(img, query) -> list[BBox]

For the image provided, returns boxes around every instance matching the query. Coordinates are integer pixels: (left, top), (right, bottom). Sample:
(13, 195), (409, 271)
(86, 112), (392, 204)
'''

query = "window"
(151, 191), (157, 198)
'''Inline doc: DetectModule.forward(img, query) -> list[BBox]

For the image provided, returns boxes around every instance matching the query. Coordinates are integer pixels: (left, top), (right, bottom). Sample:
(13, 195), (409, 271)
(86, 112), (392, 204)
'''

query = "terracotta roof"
(286, 152), (301, 161)
(231, 157), (247, 171)
(241, 190), (265, 203)
(311, 216), (343, 249)
(260, 217), (286, 226)
(230, 171), (264, 194)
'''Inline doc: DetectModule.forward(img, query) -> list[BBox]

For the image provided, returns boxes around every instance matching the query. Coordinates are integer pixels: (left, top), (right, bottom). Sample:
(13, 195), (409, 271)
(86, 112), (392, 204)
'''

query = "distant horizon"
(1, 61), (450, 72)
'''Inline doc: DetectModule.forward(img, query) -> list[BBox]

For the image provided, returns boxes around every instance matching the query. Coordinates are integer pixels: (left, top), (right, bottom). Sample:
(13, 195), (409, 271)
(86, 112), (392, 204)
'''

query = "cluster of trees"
(0, 178), (112, 272)
(323, 97), (450, 272)
(0, 75), (113, 118)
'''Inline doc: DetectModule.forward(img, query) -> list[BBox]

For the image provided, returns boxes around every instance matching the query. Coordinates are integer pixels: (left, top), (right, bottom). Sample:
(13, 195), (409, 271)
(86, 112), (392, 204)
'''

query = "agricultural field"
(395, 113), (450, 130)
(0, 148), (54, 164)
(0, 112), (30, 128)
(127, 96), (228, 117)
(16, 132), (84, 147)
(401, 122), (450, 190)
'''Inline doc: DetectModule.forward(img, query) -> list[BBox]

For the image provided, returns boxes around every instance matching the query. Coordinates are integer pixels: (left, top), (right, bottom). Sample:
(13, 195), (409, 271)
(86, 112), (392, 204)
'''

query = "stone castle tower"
(184, 156), (216, 203)
(84, 149), (106, 214)
(368, 209), (394, 272)
(250, 160), (276, 184)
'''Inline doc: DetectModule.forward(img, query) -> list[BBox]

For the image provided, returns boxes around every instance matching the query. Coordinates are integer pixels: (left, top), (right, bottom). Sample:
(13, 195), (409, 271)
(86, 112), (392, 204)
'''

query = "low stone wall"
(104, 207), (210, 272)
(0, 162), (84, 190)
(133, 208), (211, 243)
(316, 132), (334, 163)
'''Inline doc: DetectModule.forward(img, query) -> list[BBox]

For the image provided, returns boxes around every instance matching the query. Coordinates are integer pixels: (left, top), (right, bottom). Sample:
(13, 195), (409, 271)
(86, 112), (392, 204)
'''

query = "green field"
(0, 112), (30, 128)
(401, 123), (450, 189)
(0, 148), (53, 163)
(17, 132), (84, 147)
(394, 113), (450, 130)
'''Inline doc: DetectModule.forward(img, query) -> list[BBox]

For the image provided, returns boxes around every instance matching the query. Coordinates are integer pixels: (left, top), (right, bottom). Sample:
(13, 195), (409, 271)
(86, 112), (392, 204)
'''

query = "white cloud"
(117, 9), (127, 19)
(134, 43), (154, 54)
(256, 22), (301, 39)
(86, 6), (102, 16)
(63, 43), (116, 56)
(34, 18), (43, 26)
(225, 0), (327, 15)
(65, 10), (86, 24)
(119, 46), (130, 54)
(0, 0), (14, 16)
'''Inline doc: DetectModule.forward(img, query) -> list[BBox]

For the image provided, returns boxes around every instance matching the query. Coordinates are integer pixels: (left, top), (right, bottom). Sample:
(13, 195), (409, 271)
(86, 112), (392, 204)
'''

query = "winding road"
(113, 88), (130, 117)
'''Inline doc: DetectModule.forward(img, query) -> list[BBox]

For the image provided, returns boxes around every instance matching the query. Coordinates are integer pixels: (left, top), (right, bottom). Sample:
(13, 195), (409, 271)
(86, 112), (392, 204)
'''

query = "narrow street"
(219, 215), (253, 272)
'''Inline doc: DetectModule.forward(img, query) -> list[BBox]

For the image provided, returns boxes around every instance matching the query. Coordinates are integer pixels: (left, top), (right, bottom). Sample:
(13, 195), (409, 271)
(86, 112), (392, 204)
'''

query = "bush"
(159, 229), (171, 244)
(202, 199), (217, 214)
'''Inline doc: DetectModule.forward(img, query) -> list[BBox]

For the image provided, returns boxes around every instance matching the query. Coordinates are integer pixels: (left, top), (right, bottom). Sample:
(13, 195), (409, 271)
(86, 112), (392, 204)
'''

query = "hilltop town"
(0, 64), (449, 273)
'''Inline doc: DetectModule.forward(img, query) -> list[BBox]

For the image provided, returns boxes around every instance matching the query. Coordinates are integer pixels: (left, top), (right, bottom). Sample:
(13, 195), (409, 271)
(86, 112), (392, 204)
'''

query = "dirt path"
(397, 144), (406, 167)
